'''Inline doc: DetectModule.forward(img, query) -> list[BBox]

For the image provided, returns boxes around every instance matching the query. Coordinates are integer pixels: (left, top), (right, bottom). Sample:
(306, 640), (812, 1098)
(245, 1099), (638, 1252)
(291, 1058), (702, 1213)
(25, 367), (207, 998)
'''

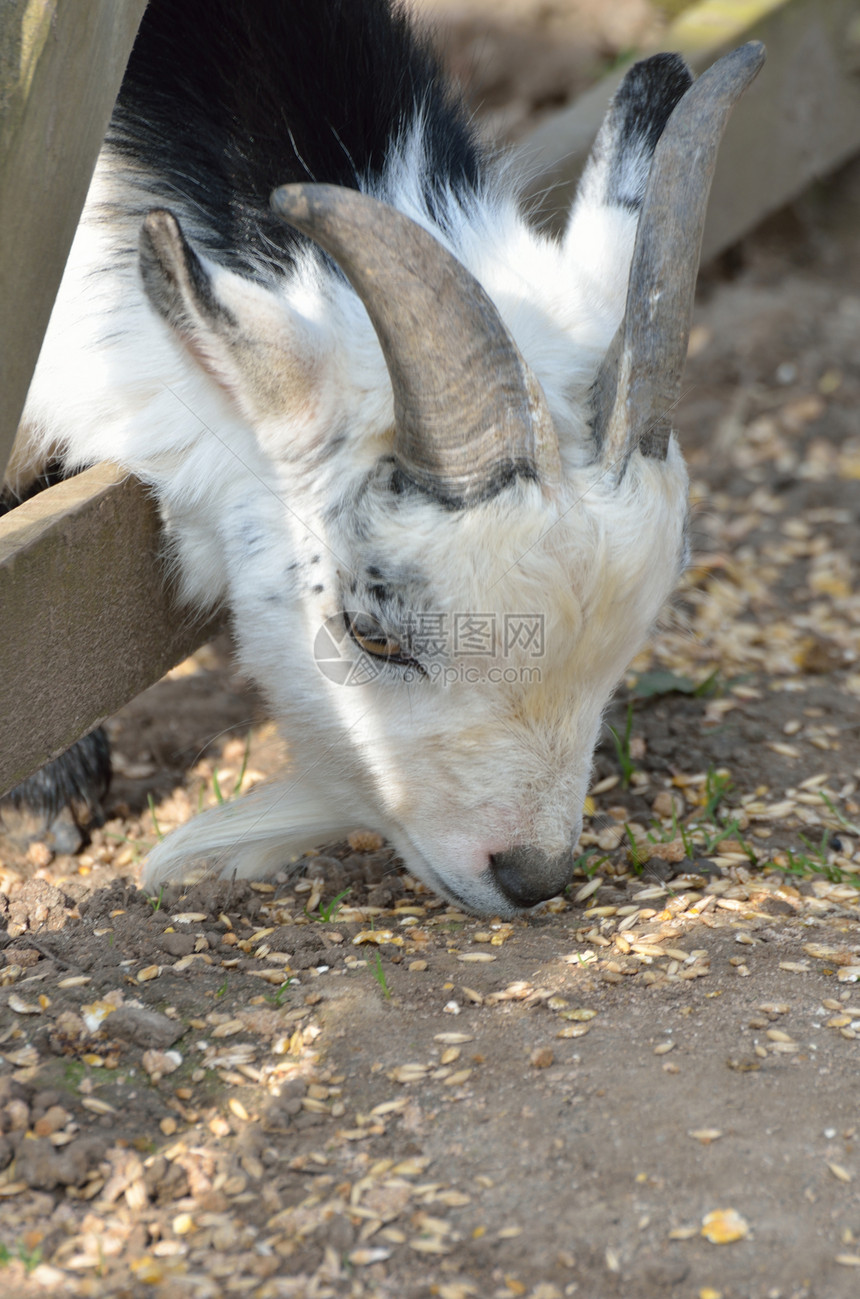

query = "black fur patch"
(0, 461), (66, 514)
(388, 459), (540, 511)
(112, 0), (483, 278)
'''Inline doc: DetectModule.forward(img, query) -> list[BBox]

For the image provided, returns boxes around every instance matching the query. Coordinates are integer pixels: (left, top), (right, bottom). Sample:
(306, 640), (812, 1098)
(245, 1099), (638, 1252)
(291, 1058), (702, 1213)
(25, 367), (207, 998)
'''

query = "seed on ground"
(701, 1208), (749, 1244)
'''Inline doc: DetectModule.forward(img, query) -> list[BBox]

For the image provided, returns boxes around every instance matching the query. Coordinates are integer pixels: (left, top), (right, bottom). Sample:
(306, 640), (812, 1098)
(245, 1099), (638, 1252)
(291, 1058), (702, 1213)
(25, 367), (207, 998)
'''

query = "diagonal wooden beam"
(0, 465), (222, 795)
(517, 0), (860, 263)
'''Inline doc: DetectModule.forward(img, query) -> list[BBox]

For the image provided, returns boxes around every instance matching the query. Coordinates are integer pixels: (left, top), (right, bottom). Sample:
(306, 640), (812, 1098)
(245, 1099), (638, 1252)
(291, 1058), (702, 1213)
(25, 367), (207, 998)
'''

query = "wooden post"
(0, 0), (147, 483)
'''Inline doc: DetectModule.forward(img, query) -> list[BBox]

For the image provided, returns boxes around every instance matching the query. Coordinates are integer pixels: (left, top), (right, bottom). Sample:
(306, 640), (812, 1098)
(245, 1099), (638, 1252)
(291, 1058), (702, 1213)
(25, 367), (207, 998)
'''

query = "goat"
(11, 0), (763, 916)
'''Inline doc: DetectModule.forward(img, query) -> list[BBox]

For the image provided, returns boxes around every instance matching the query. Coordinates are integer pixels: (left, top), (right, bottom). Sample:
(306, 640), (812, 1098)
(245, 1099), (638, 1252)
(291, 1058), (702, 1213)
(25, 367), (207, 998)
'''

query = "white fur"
(14, 116), (688, 917)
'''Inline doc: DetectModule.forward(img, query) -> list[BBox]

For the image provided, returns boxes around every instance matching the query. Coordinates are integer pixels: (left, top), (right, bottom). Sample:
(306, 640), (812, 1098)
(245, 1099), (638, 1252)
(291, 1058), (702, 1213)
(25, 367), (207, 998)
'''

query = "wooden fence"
(2, 0), (860, 795)
(0, 1), (214, 792)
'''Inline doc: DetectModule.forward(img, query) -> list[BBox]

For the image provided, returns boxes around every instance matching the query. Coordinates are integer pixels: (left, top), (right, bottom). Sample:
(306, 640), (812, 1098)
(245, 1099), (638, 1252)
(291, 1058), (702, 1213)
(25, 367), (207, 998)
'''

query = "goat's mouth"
(393, 833), (548, 920)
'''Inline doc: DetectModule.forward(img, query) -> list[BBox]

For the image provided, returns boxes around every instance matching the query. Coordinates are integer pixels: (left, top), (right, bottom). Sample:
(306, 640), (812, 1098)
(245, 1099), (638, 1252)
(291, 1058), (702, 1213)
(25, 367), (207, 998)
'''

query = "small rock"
(26, 842), (54, 869)
(348, 830), (384, 853)
(358, 853), (391, 884)
(759, 896), (796, 917)
(0, 1077), (31, 1110)
(641, 856), (678, 883)
(31, 1090), (62, 1116)
(197, 1189), (230, 1213)
(142, 1048), (182, 1078)
(294, 1111), (325, 1129)
(144, 1156), (190, 1204)
(303, 854), (343, 880)
(7, 947), (42, 969)
(33, 1106), (71, 1137)
(530, 1047), (554, 1069)
(652, 790), (685, 819)
(46, 805), (87, 854)
(797, 636), (845, 674)
(644, 838), (687, 864)
(263, 1102), (298, 1133)
(691, 859), (723, 880)
(4, 1098), (31, 1131)
(289, 945), (327, 971)
(16, 1136), (107, 1190)
(107, 1006), (185, 1049)
(279, 1079), (307, 1100)
(367, 884), (397, 908)
(158, 932), (196, 958)
(641, 1260), (690, 1286)
(324, 1213), (356, 1252)
(6, 879), (69, 933)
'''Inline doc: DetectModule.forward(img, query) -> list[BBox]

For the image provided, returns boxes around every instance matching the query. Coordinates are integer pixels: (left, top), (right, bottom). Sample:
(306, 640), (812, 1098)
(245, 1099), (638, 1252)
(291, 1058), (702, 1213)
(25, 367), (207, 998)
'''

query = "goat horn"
(271, 184), (560, 507)
(592, 42), (765, 466)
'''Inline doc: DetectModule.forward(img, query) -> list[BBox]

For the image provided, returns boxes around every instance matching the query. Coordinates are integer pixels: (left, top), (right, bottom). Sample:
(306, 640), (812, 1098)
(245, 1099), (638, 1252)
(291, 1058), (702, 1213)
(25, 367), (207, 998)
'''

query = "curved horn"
(592, 42), (766, 465)
(270, 184), (559, 507)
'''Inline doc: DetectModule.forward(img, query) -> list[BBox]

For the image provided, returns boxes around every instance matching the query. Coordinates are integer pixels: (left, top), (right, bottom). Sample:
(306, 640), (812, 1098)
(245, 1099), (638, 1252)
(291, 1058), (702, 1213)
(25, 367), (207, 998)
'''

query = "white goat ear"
(140, 208), (323, 423)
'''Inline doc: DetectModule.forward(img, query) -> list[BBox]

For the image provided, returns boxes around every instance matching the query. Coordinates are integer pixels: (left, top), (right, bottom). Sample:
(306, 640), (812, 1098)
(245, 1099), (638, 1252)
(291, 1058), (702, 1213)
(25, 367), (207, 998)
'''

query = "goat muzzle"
(489, 844), (574, 909)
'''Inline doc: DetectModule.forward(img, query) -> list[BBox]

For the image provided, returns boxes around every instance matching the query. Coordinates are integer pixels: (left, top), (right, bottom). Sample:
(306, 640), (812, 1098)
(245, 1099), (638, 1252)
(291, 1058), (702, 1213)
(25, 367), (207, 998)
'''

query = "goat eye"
(345, 613), (404, 660)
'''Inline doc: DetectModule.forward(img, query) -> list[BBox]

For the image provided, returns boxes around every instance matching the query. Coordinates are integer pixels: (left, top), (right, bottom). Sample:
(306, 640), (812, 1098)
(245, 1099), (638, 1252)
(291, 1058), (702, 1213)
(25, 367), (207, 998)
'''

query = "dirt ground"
(2, 3), (860, 1297)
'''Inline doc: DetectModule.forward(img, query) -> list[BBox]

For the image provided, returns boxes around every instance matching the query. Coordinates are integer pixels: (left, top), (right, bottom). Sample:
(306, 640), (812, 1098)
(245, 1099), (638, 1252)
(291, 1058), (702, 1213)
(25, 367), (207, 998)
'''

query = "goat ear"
(140, 209), (323, 423)
(571, 55), (692, 220)
(140, 209), (233, 334)
(563, 56), (693, 335)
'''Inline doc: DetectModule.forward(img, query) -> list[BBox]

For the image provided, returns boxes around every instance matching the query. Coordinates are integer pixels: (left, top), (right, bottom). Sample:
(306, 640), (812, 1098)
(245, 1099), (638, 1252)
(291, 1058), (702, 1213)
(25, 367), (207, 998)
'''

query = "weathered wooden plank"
(0, 466), (222, 795)
(517, 0), (860, 262)
(0, 0), (147, 483)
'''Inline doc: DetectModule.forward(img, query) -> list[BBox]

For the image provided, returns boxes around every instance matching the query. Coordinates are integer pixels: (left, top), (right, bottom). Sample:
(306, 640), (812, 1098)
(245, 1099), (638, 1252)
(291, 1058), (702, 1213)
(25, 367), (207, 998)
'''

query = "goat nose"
(489, 845), (574, 909)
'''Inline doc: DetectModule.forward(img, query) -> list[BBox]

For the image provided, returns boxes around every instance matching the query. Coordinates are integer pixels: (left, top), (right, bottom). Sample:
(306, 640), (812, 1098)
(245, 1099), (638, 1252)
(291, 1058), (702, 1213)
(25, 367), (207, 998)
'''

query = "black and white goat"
(11, 0), (763, 915)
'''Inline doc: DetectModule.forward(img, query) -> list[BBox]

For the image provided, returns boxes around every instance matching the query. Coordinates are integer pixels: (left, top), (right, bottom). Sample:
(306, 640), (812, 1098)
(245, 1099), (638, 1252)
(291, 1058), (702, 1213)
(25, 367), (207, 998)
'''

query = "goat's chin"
(138, 778), (361, 891)
(138, 782), (559, 918)
(137, 783), (522, 918)
(384, 830), (525, 921)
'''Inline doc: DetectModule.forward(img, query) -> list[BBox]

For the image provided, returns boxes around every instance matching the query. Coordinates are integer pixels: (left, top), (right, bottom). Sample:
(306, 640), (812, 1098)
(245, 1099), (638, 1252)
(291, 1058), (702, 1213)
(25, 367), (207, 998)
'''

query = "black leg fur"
(0, 731), (112, 854)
